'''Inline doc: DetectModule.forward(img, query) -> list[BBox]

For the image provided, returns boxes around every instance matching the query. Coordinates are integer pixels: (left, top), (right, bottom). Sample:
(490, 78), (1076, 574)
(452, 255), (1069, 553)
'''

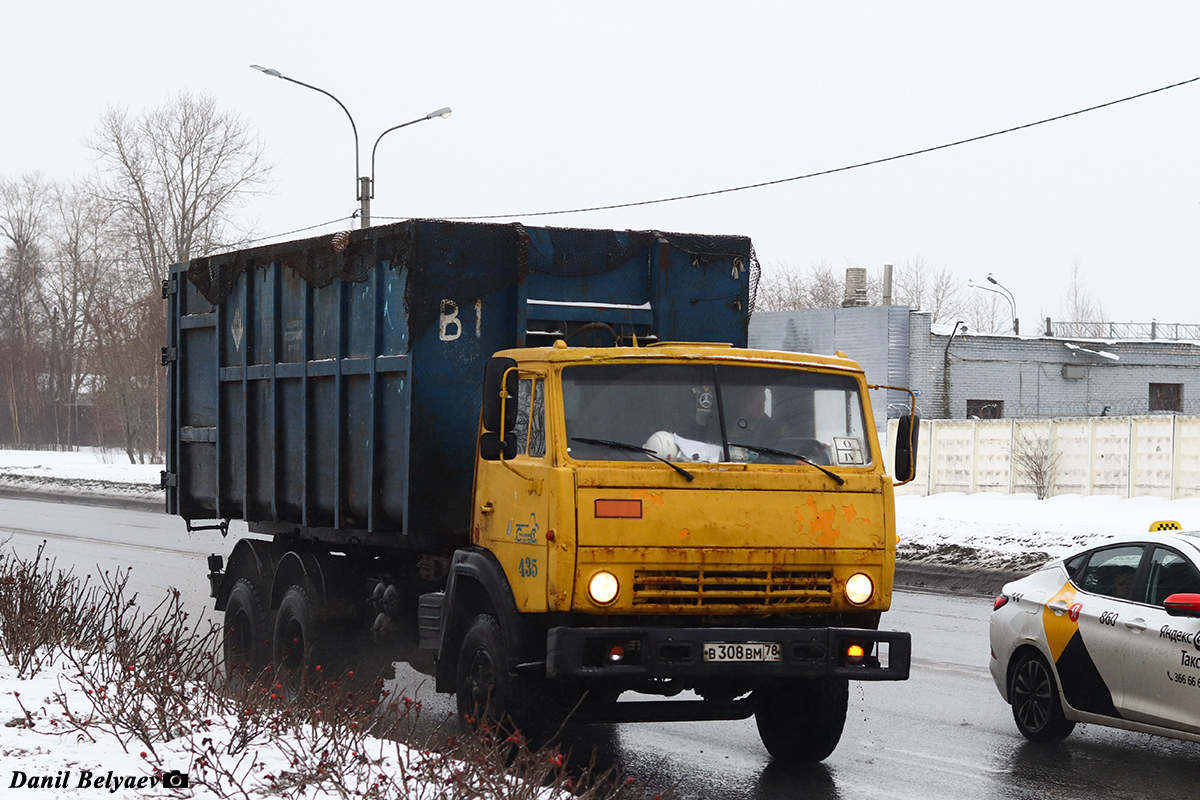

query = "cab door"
(474, 374), (553, 613)
(1118, 546), (1200, 733)
(1053, 545), (1145, 720)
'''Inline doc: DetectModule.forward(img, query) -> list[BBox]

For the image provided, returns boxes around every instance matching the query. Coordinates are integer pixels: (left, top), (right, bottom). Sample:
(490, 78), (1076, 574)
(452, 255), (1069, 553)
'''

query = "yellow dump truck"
(166, 220), (917, 763)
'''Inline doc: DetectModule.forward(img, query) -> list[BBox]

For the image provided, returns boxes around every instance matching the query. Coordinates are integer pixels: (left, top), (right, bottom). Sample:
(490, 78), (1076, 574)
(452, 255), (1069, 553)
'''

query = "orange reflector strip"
(595, 499), (643, 519)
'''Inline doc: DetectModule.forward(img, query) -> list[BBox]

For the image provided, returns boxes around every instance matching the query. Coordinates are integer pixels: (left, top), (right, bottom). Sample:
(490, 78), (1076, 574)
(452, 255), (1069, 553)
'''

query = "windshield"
(562, 362), (871, 466)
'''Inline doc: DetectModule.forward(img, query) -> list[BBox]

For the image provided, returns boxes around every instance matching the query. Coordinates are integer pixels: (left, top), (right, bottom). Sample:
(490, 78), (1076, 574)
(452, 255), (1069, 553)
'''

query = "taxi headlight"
(588, 571), (620, 605)
(845, 573), (874, 605)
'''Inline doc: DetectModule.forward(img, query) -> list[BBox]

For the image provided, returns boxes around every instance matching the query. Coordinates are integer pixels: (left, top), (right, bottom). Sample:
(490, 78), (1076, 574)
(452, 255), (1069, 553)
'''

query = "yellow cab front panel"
(573, 467), (893, 615)
(476, 343), (896, 618)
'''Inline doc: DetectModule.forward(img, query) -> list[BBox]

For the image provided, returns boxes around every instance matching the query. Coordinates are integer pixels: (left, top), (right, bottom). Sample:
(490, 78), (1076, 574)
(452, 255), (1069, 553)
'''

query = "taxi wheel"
(1010, 651), (1076, 742)
(755, 677), (848, 762)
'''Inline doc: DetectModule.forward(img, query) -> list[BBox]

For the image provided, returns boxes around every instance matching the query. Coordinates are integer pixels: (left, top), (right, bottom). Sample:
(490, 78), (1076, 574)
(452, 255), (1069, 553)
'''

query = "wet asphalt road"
(2, 496), (1198, 799)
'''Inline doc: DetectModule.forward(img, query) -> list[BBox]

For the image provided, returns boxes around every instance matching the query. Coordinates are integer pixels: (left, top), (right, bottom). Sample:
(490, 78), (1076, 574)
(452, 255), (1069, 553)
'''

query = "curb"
(894, 562), (1017, 597)
(0, 486), (164, 514)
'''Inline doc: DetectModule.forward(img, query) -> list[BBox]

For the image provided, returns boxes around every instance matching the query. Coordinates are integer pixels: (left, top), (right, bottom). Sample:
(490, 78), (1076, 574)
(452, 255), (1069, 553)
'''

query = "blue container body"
(165, 219), (752, 552)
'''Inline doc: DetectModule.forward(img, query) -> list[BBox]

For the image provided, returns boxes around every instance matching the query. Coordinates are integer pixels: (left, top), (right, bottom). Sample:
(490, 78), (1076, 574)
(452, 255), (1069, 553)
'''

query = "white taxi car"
(990, 521), (1200, 743)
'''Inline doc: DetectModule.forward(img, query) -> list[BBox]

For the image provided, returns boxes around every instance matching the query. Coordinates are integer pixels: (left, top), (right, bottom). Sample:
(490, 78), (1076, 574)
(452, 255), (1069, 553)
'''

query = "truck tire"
(273, 584), (348, 698)
(223, 578), (272, 691)
(455, 614), (543, 739)
(755, 677), (848, 763)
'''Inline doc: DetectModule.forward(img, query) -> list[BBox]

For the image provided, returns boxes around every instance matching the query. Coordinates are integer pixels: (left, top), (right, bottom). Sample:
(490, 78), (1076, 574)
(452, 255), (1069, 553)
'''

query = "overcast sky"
(4, 2), (1198, 328)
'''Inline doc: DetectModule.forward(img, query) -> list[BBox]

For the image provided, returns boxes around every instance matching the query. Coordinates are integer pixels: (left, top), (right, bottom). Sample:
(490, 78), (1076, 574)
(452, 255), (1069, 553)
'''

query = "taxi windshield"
(561, 362), (871, 467)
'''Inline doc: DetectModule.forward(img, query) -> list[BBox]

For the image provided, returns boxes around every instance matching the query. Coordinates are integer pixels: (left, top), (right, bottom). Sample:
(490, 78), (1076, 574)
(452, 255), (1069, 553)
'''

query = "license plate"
(703, 641), (782, 663)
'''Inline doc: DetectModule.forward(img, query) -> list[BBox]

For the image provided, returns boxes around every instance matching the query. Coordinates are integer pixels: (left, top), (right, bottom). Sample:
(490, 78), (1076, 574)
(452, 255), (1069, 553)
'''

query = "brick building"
(749, 306), (1200, 428)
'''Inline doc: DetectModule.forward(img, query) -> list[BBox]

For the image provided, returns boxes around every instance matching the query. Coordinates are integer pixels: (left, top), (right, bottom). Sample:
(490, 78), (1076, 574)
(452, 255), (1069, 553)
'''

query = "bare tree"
(962, 291), (1010, 334)
(40, 183), (115, 447)
(87, 92), (272, 461)
(88, 275), (161, 463)
(1013, 429), (1060, 500)
(806, 261), (846, 309)
(755, 260), (845, 311)
(0, 173), (52, 447)
(89, 92), (272, 276)
(755, 261), (808, 312)
(893, 256), (965, 325)
(1060, 260), (1106, 336)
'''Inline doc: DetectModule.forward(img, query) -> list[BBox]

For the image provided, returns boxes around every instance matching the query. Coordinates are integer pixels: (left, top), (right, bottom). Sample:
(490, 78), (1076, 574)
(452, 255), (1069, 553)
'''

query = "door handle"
(1047, 601), (1069, 615)
(479, 502), (494, 515)
(1123, 618), (1147, 632)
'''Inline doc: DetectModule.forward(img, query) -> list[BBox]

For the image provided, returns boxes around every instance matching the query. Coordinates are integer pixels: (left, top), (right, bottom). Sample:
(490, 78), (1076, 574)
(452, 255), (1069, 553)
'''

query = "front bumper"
(546, 625), (911, 681)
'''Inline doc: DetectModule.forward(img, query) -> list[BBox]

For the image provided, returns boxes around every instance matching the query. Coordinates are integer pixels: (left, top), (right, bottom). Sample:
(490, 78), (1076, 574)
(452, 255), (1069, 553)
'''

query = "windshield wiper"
(727, 442), (845, 485)
(570, 437), (695, 482)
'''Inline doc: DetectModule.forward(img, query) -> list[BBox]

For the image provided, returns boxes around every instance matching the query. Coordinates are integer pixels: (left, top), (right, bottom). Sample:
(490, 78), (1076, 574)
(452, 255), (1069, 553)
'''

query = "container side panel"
(344, 373), (372, 525)
(311, 377), (338, 527)
(405, 222), (520, 540)
(378, 372), (408, 529)
(181, 442), (217, 517)
(220, 380), (245, 512)
(281, 268), (306, 363)
(381, 268), (408, 353)
(278, 377), (305, 518)
(248, 379), (273, 519)
(346, 280), (374, 358)
(653, 242), (749, 346)
(312, 283), (340, 362)
(250, 269), (274, 366)
(182, 327), (216, 428)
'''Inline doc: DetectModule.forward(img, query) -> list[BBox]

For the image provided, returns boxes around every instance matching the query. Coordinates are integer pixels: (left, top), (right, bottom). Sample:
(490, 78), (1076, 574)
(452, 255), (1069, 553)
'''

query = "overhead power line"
(431, 74), (1200, 222)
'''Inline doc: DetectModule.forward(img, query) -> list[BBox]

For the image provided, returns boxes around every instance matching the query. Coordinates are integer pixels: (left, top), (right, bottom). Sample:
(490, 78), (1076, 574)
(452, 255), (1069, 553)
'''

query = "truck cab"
(435, 341), (913, 761)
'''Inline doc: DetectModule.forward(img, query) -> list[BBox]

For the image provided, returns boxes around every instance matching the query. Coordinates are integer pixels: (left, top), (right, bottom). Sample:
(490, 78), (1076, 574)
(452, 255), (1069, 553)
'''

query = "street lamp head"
(986, 274), (999, 286)
(426, 107), (453, 120)
(250, 64), (283, 78)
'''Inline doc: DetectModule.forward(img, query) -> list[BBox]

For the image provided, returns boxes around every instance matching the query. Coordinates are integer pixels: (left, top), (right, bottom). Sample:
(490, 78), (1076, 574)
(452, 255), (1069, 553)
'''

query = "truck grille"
(632, 568), (834, 608)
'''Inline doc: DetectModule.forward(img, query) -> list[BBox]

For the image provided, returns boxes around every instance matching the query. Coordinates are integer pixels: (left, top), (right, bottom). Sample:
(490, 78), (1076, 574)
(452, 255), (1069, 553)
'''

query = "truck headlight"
(588, 571), (620, 605)
(845, 573), (874, 605)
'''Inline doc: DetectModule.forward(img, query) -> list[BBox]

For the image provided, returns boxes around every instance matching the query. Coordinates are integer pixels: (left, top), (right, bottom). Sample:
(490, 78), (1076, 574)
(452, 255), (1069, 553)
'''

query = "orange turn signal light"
(845, 644), (866, 665)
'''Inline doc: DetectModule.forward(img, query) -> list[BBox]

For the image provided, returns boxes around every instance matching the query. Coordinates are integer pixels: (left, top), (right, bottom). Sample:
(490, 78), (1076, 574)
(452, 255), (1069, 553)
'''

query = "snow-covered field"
(0, 448), (162, 507)
(896, 491), (1200, 574)
(3, 447), (1200, 797)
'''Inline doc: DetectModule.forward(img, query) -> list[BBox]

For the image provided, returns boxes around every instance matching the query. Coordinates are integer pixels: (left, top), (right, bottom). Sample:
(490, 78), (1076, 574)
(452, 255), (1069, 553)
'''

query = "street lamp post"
(968, 273), (1019, 335)
(250, 65), (451, 229)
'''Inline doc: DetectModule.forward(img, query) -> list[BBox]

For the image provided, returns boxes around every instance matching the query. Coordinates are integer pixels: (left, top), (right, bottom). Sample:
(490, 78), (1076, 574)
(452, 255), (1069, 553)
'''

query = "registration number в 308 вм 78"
(703, 642), (782, 663)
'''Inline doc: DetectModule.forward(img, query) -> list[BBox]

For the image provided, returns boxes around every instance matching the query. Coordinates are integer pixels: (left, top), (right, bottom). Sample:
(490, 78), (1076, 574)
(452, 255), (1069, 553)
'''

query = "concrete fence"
(887, 415), (1200, 499)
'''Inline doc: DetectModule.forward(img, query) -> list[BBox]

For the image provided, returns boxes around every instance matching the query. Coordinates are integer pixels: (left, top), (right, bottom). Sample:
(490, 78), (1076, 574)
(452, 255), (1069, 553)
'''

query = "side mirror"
(1164, 592), (1200, 618)
(481, 357), (518, 433)
(479, 432), (518, 462)
(894, 412), (920, 483)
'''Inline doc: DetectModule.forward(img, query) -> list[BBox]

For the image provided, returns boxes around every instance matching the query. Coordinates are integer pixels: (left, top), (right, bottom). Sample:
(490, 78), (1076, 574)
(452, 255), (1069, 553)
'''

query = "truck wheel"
(273, 584), (347, 697)
(223, 578), (272, 691)
(455, 614), (543, 739)
(755, 678), (848, 762)
(1009, 651), (1075, 742)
